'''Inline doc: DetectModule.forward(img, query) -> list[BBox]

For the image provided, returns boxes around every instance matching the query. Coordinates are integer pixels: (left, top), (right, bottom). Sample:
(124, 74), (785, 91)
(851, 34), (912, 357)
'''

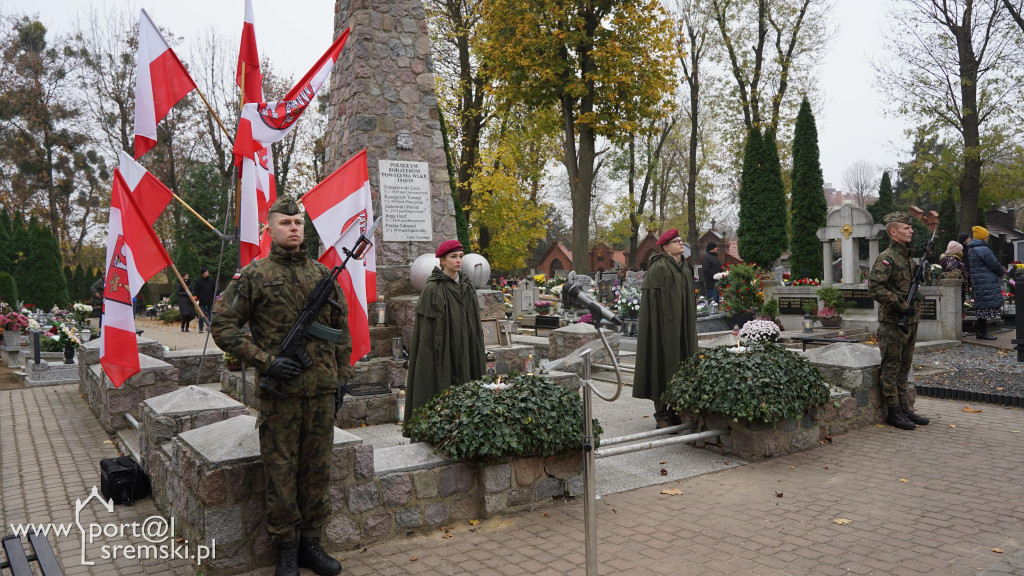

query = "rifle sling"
(309, 322), (345, 343)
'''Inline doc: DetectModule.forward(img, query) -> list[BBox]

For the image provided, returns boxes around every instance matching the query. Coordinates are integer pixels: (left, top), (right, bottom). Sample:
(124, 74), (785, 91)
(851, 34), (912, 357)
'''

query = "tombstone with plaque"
(512, 280), (536, 319)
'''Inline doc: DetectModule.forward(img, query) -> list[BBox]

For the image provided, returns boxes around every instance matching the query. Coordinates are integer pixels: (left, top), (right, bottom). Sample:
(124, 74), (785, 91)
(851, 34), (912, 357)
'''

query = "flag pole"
(168, 263), (209, 324)
(171, 193), (224, 238)
(193, 85), (233, 142)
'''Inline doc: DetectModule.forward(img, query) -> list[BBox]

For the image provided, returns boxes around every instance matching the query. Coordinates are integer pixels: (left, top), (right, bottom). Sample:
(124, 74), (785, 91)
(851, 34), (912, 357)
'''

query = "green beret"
(268, 196), (300, 216)
(883, 211), (911, 225)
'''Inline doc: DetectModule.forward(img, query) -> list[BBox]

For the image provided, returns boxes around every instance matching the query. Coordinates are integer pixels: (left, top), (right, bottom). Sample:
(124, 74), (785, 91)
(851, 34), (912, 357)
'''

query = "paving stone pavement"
(2, 384), (1023, 575)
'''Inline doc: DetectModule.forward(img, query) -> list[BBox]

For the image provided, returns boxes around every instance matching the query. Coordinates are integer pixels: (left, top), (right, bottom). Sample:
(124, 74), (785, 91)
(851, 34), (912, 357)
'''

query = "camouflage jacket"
(212, 242), (354, 397)
(867, 241), (922, 325)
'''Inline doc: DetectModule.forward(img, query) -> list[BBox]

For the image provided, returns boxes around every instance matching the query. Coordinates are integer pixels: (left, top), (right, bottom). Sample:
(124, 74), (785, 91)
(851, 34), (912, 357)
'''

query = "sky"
(7, 0), (908, 194)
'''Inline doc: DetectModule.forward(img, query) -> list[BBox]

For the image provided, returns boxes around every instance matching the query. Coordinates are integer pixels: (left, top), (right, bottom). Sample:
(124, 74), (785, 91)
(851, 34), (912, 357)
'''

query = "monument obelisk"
(323, 0), (457, 297)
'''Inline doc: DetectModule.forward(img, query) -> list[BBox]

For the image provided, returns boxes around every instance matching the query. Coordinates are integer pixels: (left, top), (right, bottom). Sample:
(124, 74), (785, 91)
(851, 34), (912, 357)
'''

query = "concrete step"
(116, 426), (142, 463)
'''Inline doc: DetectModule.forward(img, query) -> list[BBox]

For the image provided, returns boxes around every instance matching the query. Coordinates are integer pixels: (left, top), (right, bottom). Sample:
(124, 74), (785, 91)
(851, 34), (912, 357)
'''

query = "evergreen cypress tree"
(0, 272), (17, 306)
(937, 193), (959, 257)
(10, 213), (31, 298)
(867, 171), (896, 251)
(0, 208), (11, 274)
(21, 218), (69, 309)
(71, 264), (85, 302)
(64, 265), (74, 301)
(788, 98), (828, 280)
(738, 128), (789, 270)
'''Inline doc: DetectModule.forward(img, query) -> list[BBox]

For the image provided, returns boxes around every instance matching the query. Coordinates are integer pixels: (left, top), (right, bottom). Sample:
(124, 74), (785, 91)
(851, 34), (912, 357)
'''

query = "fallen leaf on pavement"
(876, 424), (885, 428)
(833, 518), (851, 525)
(660, 468), (668, 476)
(790, 466), (795, 469)
(661, 488), (684, 495)
(1012, 430), (1020, 433)
(442, 533), (452, 539)
(410, 557), (418, 561)
(660, 461), (667, 465)
(468, 519), (479, 526)
(824, 466), (829, 470)
(775, 491), (783, 498)
(542, 513), (548, 517)
(992, 548), (1004, 554)
(949, 424), (957, 429)
(899, 478), (908, 482)
(963, 407), (983, 413)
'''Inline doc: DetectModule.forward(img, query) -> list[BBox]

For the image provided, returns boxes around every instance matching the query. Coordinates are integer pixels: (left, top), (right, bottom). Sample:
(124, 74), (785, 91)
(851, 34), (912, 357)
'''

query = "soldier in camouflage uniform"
(867, 211), (930, 431)
(212, 196), (350, 576)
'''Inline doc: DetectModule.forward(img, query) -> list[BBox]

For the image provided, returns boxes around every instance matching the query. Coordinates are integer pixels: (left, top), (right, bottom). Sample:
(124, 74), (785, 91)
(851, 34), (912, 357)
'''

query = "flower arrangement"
(738, 319), (781, 343)
(534, 300), (553, 314)
(0, 303), (29, 333)
(577, 313), (593, 324)
(790, 277), (820, 287)
(533, 273), (546, 284)
(613, 285), (641, 318)
(815, 285), (848, 315)
(72, 302), (93, 324)
(816, 306), (839, 319)
(43, 322), (81, 350)
(717, 263), (765, 316)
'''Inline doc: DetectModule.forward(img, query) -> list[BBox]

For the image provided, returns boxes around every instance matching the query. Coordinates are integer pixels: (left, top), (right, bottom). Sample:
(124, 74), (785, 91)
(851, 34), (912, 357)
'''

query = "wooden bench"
(1, 532), (64, 575)
(788, 335), (862, 352)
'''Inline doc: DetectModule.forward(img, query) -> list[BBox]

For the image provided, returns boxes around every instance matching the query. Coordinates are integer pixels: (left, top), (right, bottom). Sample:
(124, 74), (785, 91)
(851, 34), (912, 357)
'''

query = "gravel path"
(915, 342), (1024, 397)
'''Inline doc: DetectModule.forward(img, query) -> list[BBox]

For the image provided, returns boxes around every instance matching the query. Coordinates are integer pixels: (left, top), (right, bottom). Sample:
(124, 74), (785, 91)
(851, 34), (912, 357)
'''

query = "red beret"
(435, 239), (464, 258)
(656, 229), (680, 246)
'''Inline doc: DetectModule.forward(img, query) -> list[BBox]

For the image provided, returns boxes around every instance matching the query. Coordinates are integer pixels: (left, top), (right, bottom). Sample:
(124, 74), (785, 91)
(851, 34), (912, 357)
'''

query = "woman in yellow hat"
(966, 226), (1005, 340)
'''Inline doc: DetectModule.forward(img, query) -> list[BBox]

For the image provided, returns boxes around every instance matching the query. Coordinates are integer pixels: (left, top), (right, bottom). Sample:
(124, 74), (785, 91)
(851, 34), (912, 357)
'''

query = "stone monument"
(815, 204), (884, 285)
(324, 0), (457, 298)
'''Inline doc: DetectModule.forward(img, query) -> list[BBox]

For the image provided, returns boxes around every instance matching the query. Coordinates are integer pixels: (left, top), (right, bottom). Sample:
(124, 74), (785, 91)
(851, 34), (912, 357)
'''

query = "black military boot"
(976, 319), (997, 340)
(886, 407), (916, 430)
(901, 404), (929, 426)
(298, 537), (342, 576)
(275, 539), (299, 576)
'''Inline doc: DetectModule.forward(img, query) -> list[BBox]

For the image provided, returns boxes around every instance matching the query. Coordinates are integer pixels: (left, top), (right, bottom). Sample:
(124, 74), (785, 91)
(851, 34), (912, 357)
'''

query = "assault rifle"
(260, 216), (381, 400)
(897, 206), (939, 334)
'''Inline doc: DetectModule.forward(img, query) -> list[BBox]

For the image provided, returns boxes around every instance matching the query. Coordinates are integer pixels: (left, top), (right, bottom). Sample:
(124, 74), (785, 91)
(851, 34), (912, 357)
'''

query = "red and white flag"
(301, 150), (377, 365)
(100, 159), (174, 388)
(236, 0), (276, 266)
(133, 9), (197, 159)
(117, 151), (173, 224)
(236, 0), (262, 105)
(233, 28), (349, 161)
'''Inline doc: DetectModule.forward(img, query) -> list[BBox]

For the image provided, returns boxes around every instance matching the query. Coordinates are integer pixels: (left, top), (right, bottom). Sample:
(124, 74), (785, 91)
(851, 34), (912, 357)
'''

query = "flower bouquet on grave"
(738, 319), (781, 344)
(534, 300), (553, 315)
(0, 303), (29, 334)
(72, 302), (93, 324)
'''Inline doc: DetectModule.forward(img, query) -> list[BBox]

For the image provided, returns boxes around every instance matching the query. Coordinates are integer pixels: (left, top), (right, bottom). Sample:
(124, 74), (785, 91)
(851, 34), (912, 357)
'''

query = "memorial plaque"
(379, 160), (433, 242)
(346, 381), (391, 397)
(778, 296), (818, 316)
(920, 298), (937, 320)
(577, 275), (594, 292)
(839, 288), (876, 310)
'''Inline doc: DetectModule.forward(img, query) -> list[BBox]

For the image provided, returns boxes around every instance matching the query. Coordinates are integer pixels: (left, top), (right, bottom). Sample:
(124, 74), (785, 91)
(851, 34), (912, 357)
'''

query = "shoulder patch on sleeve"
(881, 259), (890, 266)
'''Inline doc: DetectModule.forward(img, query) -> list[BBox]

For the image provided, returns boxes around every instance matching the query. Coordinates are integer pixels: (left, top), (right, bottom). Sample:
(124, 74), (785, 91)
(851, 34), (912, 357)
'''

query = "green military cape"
(405, 267), (487, 417)
(632, 253), (698, 404)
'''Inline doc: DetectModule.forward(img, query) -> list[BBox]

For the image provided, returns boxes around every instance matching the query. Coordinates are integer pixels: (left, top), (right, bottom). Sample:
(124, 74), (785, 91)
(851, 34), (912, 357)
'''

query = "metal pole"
(1014, 302), (1023, 363)
(32, 330), (40, 365)
(581, 349), (598, 576)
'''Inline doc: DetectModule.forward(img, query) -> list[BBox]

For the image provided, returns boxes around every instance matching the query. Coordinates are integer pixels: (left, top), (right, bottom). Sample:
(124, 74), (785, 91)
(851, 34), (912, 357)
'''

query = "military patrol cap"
(268, 195), (300, 216)
(883, 211), (911, 225)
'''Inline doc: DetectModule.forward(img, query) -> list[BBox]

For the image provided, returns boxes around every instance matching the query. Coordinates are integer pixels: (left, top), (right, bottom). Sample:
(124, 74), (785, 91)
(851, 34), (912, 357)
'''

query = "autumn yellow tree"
(478, 0), (677, 273)
(469, 106), (561, 270)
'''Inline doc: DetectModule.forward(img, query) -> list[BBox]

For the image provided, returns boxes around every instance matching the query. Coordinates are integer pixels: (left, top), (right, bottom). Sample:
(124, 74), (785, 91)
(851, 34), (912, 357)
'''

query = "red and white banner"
(236, 0), (262, 105)
(117, 151), (173, 224)
(100, 159), (174, 388)
(233, 28), (349, 161)
(236, 0), (276, 267)
(133, 9), (197, 159)
(301, 150), (377, 365)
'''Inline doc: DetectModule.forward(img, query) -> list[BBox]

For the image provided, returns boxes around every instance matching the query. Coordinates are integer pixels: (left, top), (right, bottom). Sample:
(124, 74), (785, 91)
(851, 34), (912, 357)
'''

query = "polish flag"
(100, 163), (174, 387)
(233, 28), (349, 162)
(301, 150), (377, 365)
(239, 147), (276, 267)
(236, 0), (262, 105)
(236, 0), (276, 266)
(117, 151), (173, 225)
(133, 9), (197, 159)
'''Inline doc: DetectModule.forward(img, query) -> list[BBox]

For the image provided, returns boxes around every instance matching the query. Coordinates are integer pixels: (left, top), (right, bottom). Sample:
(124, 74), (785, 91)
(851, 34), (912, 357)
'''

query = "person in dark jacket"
(700, 242), (723, 302)
(194, 267), (217, 333)
(633, 229), (698, 429)
(175, 273), (196, 332)
(404, 240), (487, 434)
(966, 226), (1005, 340)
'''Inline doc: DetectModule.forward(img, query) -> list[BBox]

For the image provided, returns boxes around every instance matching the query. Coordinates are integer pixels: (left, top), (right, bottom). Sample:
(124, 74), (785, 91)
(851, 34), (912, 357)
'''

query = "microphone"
(562, 283), (622, 326)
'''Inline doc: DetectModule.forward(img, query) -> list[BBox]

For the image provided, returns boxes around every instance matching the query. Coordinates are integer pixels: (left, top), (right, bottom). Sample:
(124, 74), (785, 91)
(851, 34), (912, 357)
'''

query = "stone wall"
(162, 350), (224, 385)
(79, 354), (178, 433)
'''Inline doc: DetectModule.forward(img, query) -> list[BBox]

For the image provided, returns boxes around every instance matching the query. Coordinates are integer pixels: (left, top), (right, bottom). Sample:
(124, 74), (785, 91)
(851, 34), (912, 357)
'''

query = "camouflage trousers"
(258, 393), (335, 542)
(877, 322), (917, 408)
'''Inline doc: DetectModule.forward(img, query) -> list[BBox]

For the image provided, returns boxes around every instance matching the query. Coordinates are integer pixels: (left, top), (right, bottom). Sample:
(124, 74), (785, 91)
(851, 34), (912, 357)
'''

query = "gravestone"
(512, 280), (536, 318)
